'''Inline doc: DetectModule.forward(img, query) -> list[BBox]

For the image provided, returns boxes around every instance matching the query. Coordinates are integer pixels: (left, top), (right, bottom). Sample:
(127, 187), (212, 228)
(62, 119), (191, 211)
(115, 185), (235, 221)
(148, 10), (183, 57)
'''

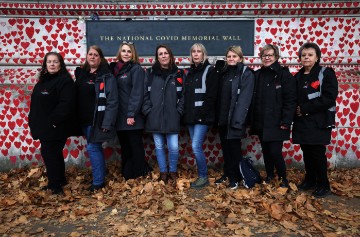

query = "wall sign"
(86, 20), (255, 57)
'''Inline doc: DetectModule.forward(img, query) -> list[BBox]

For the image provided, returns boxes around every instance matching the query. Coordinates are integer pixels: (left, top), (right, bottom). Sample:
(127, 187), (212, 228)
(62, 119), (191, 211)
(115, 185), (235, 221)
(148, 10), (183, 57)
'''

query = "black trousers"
(218, 126), (242, 183)
(117, 129), (147, 180)
(40, 139), (67, 188)
(300, 144), (330, 189)
(259, 137), (287, 180)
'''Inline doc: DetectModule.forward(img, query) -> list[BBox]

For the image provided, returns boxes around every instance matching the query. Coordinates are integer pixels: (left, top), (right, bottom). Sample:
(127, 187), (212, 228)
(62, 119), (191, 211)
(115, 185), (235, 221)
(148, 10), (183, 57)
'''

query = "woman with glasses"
(110, 41), (151, 180)
(293, 42), (338, 198)
(249, 44), (297, 188)
(142, 44), (186, 185)
(182, 43), (219, 189)
(75, 45), (118, 191)
(214, 46), (255, 190)
(29, 52), (76, 194)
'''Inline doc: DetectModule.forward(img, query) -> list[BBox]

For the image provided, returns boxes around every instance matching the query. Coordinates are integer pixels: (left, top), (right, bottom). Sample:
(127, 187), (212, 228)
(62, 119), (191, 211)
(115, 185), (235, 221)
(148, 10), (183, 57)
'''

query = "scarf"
(113, 61), (125, 77)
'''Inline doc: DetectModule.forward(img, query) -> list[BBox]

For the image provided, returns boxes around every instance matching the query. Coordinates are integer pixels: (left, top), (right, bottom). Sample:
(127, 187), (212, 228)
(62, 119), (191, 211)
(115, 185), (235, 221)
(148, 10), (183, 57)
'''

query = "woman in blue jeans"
(183, 43), (219, 189)
(142, 45), (185, 185)
(75, 46), (118, 191)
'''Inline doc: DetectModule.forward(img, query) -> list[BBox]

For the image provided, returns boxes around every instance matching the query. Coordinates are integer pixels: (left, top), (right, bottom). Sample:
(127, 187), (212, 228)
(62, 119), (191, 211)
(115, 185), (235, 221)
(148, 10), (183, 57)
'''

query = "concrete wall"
(0, 1), (359, 171)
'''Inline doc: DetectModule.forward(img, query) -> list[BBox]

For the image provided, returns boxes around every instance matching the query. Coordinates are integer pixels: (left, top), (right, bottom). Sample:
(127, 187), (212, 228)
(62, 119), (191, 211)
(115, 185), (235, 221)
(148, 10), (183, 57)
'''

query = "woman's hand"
(127, 118), (135, 126)
(296, 106), (303, 117)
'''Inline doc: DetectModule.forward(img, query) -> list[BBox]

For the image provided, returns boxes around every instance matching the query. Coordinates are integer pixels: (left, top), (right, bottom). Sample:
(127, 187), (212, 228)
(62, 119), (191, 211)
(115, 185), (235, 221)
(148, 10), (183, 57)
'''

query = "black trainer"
(214, 175), (228, 184)
(312, 187), (331, 198)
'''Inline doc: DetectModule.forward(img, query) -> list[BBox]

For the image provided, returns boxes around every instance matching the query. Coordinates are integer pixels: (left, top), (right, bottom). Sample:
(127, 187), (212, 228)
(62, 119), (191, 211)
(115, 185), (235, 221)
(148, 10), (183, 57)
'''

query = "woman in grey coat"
(110, 41), (151, 180)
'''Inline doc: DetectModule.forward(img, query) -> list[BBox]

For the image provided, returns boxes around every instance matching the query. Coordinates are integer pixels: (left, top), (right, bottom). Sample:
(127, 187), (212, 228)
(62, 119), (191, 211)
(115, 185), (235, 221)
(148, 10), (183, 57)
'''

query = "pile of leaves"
(0, 163), (359, 236)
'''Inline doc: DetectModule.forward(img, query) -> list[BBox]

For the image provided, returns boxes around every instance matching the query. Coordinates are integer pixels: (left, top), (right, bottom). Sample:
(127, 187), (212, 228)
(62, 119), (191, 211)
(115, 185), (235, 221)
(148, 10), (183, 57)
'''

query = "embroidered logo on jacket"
(41, 89), (49, 95)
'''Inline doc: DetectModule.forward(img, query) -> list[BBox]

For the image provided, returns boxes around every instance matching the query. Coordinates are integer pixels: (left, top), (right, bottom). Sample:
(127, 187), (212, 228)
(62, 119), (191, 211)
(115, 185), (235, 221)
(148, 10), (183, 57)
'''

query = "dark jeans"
(218, 126), (242, 183)
(259, 137), (287, 180)
(300, 144), (330, 189)
(117, 129), (147, 180)
(40, 139), (67, 188)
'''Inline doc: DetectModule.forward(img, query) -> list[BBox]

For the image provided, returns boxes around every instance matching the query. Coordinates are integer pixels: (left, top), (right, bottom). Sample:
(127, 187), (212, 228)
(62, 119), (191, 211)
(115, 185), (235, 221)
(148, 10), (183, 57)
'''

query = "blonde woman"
(214, 46), (255, 189)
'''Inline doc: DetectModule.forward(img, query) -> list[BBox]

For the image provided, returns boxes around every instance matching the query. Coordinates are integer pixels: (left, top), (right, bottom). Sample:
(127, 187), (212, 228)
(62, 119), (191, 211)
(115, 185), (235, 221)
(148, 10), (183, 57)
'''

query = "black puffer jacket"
(110, 61), (145, 130)
(216, 61), (255, 139)
(29, 71), (76, 141)
(183, 60), (219, 125)
(292, 64), (338, 145)
(142, 63), (185, 133)
(75, 64), (119, 142)
(249, 61), (297, 141)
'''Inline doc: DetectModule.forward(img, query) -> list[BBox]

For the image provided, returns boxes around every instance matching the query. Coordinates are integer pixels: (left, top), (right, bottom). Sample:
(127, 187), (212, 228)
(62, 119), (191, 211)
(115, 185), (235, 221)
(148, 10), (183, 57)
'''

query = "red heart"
(311, 80), (320, 89)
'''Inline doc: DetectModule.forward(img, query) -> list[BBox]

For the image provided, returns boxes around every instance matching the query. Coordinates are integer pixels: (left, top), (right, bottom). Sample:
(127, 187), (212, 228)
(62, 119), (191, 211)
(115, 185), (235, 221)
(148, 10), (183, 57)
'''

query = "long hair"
(83, 45), (108, 71)
(190, 43), (208, 65)
(38, 52), (69, 83)
(154, 44), (175, 70)
(115, 42), (139, 64)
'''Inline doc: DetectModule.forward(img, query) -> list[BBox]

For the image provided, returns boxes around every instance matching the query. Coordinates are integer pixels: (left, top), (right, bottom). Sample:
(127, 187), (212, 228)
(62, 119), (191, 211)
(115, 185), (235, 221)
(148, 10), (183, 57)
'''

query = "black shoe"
(89, 183), (105, 192)
(297, 180), (316, 191)
(312, 187), (331, 198)
(265, 176), (274, 184)
(280, 179), (289, 188)
(50, 187), (64, 194)
(228, 181), (239, 190)
(215, 175), (228, 184)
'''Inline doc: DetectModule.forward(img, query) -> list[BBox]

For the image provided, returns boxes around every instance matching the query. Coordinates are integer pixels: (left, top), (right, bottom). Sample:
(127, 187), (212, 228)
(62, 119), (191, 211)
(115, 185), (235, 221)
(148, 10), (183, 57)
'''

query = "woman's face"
(120, 44), (132, 63)
(46, 55), (61, 74)
(86, 48), (101, 69)
(261, 49), (276, 67)
(191, 46), (204, 65)
(300, 48), (318, 69)
(157, 47), (170, 68)
(226, 51), (242, 66)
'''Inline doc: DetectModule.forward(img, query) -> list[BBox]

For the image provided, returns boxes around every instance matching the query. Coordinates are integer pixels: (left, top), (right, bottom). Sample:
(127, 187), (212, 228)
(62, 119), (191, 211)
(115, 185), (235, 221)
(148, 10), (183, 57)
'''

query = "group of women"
(28, 42), (338, 198)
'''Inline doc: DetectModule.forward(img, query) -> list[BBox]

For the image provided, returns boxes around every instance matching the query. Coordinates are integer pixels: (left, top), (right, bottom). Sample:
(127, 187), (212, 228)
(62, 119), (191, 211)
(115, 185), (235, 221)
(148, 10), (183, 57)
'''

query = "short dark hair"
(298, 42), (321, 63)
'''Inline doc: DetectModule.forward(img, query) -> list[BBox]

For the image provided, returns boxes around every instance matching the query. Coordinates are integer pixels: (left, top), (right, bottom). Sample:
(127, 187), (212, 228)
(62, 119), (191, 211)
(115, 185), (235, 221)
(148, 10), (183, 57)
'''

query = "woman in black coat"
(75, 46), (118, 191)
(293, 42), (338, 198)
(28, 52), (76, 194)
(214, 46), (255, 190)
(183, 43), (218, 189)
(110, 42), (150, 180)
(250, 44), (297, 187)
(142, 44), (186, 185)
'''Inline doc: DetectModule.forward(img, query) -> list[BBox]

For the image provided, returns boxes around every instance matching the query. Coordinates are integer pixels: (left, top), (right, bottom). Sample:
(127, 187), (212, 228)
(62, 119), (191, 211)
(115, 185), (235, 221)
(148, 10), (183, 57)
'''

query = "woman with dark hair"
(75, 45), (118, 191)
(29, 52), (76, 194)
(142, 44), (185, 185)
(249, 44), (297, 188)
(214, 46), (255, 190)
(110, 41), (150, 180)
(293, 42), (338, 198)
(183, 43), (219, 189)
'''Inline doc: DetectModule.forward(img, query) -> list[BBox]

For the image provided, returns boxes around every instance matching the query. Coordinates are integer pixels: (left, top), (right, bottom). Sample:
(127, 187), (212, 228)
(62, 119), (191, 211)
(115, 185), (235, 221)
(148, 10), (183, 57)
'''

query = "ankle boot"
(168, 172), (177, 185)
(159, 172), (168, 183)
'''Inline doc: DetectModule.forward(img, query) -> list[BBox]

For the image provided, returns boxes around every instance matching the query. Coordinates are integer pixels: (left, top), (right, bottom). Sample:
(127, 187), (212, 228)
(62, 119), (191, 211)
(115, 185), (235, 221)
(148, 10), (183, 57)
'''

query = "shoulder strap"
(318, 66), (326, 94)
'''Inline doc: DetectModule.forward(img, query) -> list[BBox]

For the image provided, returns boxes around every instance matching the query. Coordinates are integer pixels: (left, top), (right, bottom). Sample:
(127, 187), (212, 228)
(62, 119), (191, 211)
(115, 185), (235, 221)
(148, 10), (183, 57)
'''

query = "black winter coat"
(216, 62), (255, 139)
(292, 64), (338, 145)
(29, 71), (76, 141)
(142, 64), (185, 133)
(110, 61), (145, 130)
(75, 65), (119, 143)
(183, 60), (219, 125)
(249, 61), (297, 141)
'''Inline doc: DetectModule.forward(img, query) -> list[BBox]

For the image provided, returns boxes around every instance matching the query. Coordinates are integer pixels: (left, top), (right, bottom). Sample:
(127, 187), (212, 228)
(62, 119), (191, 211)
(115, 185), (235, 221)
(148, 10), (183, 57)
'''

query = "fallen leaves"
(0, 164), (359, 236)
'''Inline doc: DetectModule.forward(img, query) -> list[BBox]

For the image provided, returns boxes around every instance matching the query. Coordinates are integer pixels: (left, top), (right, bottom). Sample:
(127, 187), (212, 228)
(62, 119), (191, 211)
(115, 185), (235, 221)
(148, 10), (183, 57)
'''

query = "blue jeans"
(83, 126), (105, 186)
(188, 124), (209, 178)
(153, 133), (179, 173)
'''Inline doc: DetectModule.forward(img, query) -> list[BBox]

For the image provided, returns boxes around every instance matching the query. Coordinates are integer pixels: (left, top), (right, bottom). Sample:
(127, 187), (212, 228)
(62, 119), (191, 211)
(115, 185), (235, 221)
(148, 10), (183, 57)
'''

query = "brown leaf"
(270, 203), (284, 220)
(162, 198), (174, 211)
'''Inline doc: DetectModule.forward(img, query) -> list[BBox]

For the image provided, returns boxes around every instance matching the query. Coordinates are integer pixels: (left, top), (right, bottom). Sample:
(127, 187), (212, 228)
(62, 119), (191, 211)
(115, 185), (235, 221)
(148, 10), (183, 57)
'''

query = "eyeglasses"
(122, 41), (134, 45)
(261, 54), (275, 59)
